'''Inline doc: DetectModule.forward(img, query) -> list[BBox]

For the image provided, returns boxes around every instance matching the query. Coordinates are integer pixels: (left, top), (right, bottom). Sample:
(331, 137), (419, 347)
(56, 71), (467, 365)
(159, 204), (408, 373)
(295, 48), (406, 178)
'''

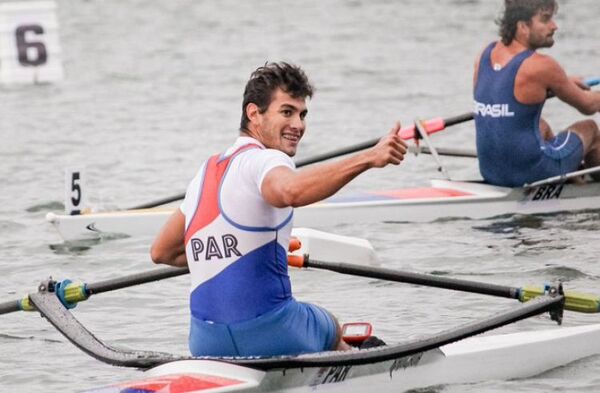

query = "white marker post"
(64, 167), (86, 215)
(0, 0), (63, 84)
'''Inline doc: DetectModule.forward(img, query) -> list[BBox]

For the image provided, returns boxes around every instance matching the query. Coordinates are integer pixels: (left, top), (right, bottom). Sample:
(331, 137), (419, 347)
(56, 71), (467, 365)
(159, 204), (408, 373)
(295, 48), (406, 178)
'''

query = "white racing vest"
(183, 139), (294, 324)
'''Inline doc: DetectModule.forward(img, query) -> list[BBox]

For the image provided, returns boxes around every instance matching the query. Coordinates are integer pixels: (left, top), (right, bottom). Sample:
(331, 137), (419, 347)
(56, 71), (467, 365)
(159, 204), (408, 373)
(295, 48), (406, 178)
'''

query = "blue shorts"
(189, 298), (337, 357)
(533, 130), (584, 179)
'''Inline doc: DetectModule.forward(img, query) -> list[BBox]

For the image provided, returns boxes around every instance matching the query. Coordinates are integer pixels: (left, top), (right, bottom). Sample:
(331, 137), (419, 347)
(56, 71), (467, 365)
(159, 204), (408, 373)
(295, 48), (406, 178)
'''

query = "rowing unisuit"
(474, 42), (583, 187)
(181, 136), (336, 357)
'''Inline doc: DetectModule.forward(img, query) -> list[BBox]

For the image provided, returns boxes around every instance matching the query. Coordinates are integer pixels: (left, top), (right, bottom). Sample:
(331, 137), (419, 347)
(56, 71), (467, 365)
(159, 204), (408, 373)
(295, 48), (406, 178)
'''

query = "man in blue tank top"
(150, 63), (407, 357)
(474, 0), (600, 187)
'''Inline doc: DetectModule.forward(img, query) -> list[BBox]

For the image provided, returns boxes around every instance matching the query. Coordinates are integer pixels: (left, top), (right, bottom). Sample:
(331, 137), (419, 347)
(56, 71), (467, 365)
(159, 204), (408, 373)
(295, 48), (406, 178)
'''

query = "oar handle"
(288, 254), (305, 268)
(398, 112), (474, 140)
(294, 112), (475, 168)
(288, 237), (302, 252)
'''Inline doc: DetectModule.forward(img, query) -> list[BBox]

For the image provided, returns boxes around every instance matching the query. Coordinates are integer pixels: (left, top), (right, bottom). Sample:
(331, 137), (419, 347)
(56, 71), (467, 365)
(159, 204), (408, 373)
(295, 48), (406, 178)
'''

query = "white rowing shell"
(47, 180), (600, 242)
(81, 323), (600, 393)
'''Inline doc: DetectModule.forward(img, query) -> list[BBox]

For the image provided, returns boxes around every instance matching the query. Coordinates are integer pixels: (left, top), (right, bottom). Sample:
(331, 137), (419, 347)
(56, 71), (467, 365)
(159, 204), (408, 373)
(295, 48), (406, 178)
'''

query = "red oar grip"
(398, 117), (446, 139)
(287, 254), (306, 268)
(288, 237), (302, 252)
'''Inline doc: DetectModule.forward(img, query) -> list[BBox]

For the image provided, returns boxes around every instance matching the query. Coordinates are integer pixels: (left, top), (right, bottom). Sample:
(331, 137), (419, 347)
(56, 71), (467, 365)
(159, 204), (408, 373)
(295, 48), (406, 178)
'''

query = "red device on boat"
(341, 322), (373, 346)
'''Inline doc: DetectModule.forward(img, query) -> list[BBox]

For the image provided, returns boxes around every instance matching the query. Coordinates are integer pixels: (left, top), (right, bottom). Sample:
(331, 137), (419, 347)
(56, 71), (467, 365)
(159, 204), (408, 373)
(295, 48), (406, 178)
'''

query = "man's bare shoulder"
(525, 52), (562, 71)
(521, 52), (564, 84)
(528, 51), (559, 64)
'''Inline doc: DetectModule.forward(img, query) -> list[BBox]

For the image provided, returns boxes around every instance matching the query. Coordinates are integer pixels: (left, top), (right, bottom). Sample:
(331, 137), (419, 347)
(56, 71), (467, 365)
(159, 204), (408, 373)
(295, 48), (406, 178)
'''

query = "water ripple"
(0, 333), (62, 344)
(26, 201), (64, 213)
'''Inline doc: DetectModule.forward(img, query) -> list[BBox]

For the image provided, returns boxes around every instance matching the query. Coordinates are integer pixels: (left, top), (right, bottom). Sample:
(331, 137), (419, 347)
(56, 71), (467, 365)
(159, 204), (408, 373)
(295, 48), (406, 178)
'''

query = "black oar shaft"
(444, 112), (474, 127)
(129, 137), (378, 209)
(0, 300), (21, 315)
(295, 113), (476, 167)
(130, 138), (373, 208)
(295, 139), (379, 167)
(86, 267), (189, 295)
(306, 258), (520, 300)
(414, 145), (477, 158)
(0, 267), (189, 315)
(130, 195), (185, 210)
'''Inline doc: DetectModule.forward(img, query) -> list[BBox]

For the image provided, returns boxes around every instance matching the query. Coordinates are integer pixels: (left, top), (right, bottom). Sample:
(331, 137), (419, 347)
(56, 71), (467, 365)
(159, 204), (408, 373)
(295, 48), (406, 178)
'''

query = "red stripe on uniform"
(185, 145), (260, 243)
(185, 155), (221, 244)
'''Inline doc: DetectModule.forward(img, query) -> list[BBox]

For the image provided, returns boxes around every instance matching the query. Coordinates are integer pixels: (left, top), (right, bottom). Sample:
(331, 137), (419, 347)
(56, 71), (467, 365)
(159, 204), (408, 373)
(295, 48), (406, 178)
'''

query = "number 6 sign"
(0, 1), (63, 84)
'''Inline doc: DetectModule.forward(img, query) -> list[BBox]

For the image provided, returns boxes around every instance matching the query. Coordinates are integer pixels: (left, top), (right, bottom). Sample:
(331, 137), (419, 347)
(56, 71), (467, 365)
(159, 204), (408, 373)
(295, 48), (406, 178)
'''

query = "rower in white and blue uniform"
(473, 0), (600, 187)
(150, 62), (407, 357)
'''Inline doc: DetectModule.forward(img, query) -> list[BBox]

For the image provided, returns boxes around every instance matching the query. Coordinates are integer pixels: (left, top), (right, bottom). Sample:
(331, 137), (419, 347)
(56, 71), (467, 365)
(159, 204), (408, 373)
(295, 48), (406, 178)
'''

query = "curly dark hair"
(496, 0), (557, 45)
(240, 62), (314, 132)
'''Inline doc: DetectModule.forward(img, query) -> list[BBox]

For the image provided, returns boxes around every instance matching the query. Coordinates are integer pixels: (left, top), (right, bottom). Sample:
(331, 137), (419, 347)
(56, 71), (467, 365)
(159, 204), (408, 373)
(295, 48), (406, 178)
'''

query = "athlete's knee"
(570, 120), (599, 148)
(585, 120), (600, 147)
(578, 119), (599, 134)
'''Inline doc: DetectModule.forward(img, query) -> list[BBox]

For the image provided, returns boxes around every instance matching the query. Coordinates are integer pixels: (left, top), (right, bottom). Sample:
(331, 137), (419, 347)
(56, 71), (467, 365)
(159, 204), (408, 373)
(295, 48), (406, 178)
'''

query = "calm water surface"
(1, 0), (600, 392)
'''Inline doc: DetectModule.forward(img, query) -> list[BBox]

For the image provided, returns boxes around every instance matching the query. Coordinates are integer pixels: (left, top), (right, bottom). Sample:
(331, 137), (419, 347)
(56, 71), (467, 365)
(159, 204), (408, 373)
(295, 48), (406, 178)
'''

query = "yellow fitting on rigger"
(63, 283), (89, 305)
(519, 286), (600, 313)
(519, 286), (545, 303)
(19, 296), (35, 311)
(563, 292), (600, 313)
